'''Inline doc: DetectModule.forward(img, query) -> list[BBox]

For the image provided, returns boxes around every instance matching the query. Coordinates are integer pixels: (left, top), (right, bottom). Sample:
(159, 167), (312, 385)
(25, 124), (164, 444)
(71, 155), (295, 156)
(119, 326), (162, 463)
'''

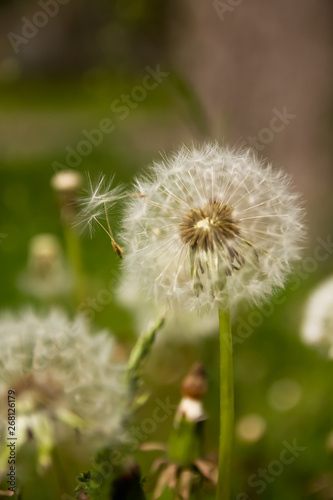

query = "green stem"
(63, 225), (87, 307)
(52, 447), (72, 496)
(216, 308), (234, 500)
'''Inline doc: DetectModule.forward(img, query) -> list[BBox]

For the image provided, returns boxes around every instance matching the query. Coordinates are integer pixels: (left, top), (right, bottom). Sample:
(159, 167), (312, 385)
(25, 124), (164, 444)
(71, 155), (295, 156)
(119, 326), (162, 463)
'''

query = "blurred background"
(0, 0), (333, 499)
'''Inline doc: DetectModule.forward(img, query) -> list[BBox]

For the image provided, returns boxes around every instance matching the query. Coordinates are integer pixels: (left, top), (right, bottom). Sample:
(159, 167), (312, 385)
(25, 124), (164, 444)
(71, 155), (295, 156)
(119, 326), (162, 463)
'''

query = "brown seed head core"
(179, 201), (241, 253)
(11, 373), (63, 409)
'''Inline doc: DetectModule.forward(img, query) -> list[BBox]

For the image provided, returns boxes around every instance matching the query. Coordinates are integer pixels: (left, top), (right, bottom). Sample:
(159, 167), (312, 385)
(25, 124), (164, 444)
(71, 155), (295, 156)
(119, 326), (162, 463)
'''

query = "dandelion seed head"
(18, 234), (72, 299)
(0, 310), (126, 470)
(121, 143), (305, 311)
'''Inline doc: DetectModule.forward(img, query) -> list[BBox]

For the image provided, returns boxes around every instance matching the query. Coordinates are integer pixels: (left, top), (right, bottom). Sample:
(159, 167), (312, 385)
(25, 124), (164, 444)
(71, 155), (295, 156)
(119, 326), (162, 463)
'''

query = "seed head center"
(196, 218), (213, 231)
(179, 201), (241, 252)
(11, 373), (63, 408)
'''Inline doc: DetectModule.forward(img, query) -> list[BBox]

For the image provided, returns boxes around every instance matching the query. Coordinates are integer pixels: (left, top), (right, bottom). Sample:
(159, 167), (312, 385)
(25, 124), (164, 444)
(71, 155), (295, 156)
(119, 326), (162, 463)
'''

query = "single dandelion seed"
(77, 173), (146, 259)
(121, 143), (305, 500)
(0, 309), (126, 475)
(76, 173), (125, 257)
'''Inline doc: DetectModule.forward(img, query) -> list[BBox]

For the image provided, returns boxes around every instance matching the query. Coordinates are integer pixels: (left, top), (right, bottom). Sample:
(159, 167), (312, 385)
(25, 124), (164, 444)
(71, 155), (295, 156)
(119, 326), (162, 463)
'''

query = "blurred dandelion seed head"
(0, 310), (126, 471)
(18, 234), (72, 299)
(51, 170), (83, 194)
(302, 276), (333, 355)
(121, 143), (305, 311)
(51, 170), (83, 224)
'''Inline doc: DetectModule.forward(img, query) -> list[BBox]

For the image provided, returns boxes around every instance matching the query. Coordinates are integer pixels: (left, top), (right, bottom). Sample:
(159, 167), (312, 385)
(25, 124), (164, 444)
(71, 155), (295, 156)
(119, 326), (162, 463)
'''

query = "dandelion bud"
(181, 362), (207, 401)
(176, 363), (207, 424)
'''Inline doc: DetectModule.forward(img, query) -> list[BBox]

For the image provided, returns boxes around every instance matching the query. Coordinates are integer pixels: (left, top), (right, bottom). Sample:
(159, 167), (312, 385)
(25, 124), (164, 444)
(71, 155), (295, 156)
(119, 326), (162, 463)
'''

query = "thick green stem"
(216, 308), (234, 500)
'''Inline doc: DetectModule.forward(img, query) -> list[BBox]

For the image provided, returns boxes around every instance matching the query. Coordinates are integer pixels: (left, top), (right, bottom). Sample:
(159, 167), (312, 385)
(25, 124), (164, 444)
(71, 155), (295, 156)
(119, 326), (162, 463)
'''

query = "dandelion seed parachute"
(121, 143), (304, 312)
(76, 173), (125, 236)
(0, 310), (126, 471)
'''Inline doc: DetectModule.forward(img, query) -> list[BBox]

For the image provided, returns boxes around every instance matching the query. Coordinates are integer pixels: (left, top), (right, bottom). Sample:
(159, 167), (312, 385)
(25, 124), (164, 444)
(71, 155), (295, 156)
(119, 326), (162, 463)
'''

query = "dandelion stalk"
(217, 307), (233, 500)
(51, 170), (87, 306)
(63, 223), (87, 305)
